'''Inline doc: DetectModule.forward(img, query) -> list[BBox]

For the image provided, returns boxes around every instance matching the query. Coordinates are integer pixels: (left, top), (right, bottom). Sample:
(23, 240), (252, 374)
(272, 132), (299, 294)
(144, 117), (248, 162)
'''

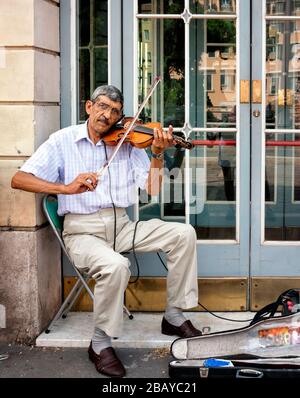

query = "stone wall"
(0, 0), (61, 343)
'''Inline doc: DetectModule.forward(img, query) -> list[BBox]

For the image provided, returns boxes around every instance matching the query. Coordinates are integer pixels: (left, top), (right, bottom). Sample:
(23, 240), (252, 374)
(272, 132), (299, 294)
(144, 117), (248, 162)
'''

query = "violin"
(96, 76), (192, 178)
(102, 117), (194, 150)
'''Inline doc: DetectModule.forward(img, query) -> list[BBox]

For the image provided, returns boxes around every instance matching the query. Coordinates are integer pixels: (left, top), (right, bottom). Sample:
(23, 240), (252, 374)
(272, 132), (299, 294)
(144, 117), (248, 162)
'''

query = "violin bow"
(96, 76), (161, 179)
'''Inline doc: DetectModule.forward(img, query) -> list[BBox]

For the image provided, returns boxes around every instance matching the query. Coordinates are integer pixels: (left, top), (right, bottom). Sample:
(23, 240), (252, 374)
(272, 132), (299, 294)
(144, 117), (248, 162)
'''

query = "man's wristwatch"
(151, 151), (164, 161)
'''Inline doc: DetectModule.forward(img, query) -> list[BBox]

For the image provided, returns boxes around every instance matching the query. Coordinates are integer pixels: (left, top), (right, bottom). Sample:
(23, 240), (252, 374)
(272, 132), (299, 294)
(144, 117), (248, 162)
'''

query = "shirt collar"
(74, 121), (103, 146)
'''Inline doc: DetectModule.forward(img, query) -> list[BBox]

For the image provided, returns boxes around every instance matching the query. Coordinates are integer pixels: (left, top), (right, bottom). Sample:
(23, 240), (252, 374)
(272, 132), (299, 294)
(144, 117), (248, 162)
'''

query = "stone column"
(0, 0), (61, 343)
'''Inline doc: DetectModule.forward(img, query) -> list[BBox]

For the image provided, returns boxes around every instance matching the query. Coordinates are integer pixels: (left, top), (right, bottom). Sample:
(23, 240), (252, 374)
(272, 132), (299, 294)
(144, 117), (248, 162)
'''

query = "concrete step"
(36, 311), (254, 348)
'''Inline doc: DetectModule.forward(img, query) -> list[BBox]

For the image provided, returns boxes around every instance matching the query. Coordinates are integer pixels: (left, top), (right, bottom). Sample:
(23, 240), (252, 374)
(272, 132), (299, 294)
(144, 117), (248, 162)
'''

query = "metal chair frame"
(43, 194), (133, 334)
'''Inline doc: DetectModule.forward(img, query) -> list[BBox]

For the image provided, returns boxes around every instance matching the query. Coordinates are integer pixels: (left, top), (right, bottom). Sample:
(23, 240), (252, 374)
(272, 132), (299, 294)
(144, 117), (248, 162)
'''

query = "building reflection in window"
(78, 0), (108, 122)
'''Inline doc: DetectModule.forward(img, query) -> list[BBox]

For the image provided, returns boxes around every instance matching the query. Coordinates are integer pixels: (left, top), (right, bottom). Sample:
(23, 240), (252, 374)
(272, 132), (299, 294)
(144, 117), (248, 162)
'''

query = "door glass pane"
(265, 132), (300, 240)
(94, 48), (108, 87)
(95, 1), (108, 45)
(138, 0), (184, 14)
(265, 18), (300, 240)
(79, 49), (90, 121)
(190, 0), (236, 14)
(79, 0), (90, 46)
(190, 19), (236, 128)
(138, 16), (186, 223)
(266, 0), (300, 16)
(190, 132), (236, 239)
(139, 147), (186, 223)
(138, 19), (185, 127)
(137, 3), (237, 238)
(266, 21), (300, 129)
(78, 0), (108, 122)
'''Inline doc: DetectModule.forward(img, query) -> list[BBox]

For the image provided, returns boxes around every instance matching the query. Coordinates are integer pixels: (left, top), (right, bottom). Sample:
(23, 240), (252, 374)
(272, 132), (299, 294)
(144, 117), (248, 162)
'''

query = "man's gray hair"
(91, 85), (124, 106)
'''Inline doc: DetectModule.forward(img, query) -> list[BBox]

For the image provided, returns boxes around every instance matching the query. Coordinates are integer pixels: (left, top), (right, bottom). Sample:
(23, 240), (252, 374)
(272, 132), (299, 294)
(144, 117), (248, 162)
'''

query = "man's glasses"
(93, 101), (122, 119)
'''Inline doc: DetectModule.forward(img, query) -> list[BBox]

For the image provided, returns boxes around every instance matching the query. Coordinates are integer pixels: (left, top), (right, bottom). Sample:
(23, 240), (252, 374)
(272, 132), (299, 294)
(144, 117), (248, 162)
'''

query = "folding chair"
(43, 194), (133, 334)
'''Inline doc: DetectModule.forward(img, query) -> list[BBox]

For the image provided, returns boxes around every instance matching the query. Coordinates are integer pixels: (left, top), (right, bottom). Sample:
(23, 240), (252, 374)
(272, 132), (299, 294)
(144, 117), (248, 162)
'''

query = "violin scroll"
(173, 134), (194, 150)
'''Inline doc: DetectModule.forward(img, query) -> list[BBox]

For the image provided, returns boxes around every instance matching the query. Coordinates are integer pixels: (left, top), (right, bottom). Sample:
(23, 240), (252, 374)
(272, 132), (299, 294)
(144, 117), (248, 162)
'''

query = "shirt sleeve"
(129, 147), (150, 190)
(20, 133), (61, 183)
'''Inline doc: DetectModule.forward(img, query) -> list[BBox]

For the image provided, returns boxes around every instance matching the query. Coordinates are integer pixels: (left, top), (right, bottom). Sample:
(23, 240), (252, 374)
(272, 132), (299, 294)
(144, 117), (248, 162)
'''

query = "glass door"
(134, 0), (251, 286)
(251, 0), (300, 280)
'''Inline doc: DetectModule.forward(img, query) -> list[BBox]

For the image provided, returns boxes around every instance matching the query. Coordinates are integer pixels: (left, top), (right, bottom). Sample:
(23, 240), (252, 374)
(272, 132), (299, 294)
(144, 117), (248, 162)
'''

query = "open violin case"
(169, 289), (300, 379)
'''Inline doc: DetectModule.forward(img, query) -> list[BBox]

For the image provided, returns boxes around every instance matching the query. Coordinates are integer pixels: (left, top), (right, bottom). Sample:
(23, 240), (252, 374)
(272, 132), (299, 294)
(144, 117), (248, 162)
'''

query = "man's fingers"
(153, 128), (160, 146)
(168, 125), (173, 143)
(77, 173), (98, 189)
(156, 128), (163, 142)
(85, 173), (98, 185)
(79, 179), (94, 191)
(152, 127), (175, 150)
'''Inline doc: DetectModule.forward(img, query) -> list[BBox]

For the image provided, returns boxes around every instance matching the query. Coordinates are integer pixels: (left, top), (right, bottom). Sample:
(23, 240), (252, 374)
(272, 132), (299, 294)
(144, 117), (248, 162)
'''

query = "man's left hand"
(151, 125), (174, 154)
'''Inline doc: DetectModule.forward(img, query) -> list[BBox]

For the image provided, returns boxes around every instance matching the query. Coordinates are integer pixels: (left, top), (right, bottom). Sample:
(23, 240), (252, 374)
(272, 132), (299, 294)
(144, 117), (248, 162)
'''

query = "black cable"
(103, 142), (117, 251)
(104, 141), (141, 281)
(156, 252), (253, 323)
(197, 301), (253, 323)
(129, 220), (141, 284)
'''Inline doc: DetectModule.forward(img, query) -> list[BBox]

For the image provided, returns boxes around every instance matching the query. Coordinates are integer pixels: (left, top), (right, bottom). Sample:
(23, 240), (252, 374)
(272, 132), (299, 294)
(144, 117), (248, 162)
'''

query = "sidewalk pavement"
(0, 344), (171, 378)
(0, 312), (253, 379)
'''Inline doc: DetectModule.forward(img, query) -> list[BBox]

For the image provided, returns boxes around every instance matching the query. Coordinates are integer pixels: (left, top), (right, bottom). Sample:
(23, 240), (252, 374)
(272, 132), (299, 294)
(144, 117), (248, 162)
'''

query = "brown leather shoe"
(88, 343), (126, 377)
(161, 317), (202, 338)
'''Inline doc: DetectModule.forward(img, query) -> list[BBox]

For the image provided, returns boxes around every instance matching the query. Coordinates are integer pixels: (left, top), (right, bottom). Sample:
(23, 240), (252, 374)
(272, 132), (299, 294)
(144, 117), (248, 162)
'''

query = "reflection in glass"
(94, 48), (108, 87)
(265, 133), (300, 240)
(190, 19), (236, 128)
(189, 132), (236, 239)
(139, 147), (186, 223)
(163, 146), (186, 219)
(265, 133), (276, 203)
(138, 0), (184, 14)
(266, 21), (300, 130)
(190, 0), (236, 14)
(265, 18), (300, 240)
(79, 49), (90, 121)
(78, 0), (108, 122)
(137, 2), (237, 239)
(95, 1), (108, 45)
(138, 19), (185, 127)
(266, 0), (300, 16)
(79, 0), (90, 46)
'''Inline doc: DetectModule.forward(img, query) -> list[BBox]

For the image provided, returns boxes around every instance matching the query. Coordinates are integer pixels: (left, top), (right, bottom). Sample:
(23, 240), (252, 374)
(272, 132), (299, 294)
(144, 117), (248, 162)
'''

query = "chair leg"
(123, 305), (134, 320)
(61, 283), (86, 319)
(45, 273), (133, 334)
(45, 278), (82, 333)
(60, 272), (94, 319)
(74, 269), (94, 300)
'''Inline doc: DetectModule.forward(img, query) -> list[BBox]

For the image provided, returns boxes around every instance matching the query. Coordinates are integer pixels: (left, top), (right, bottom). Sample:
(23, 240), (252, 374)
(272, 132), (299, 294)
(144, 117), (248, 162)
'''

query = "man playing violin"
(11, 85), (201, 378)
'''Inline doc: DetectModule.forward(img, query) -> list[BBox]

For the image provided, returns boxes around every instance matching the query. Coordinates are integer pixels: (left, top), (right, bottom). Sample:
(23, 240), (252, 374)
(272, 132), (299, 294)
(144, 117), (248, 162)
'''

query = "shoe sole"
(161, 329), (182, 337)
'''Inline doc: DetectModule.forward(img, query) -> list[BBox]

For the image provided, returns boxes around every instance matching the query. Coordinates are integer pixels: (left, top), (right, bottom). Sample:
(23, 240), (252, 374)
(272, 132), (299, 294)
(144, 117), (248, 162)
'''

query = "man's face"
(85, 95), (123, 137)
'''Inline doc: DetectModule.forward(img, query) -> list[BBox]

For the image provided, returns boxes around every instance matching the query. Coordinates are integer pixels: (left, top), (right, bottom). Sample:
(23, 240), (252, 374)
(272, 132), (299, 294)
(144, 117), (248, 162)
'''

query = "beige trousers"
(63, 208), (198, 337)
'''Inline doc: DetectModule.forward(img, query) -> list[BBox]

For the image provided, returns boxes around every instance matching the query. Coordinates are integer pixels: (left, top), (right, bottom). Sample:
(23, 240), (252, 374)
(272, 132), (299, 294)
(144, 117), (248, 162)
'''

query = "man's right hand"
(63, 173), (98, 194)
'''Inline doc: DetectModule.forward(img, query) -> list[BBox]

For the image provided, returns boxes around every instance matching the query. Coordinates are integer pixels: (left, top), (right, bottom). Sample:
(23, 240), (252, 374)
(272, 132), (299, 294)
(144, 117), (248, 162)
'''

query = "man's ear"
(85, 100), (93, 116)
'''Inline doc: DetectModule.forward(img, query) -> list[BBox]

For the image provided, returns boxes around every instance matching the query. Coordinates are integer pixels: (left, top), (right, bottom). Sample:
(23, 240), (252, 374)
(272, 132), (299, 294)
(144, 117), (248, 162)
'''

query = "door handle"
(240, 80), (250, 103)
(252, 80), (262, 103)
(253, 109), (261, 117)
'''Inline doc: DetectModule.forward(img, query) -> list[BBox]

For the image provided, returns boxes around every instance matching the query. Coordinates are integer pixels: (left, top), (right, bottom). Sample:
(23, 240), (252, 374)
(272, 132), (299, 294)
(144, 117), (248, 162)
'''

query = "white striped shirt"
(20, 122), (150, 215)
